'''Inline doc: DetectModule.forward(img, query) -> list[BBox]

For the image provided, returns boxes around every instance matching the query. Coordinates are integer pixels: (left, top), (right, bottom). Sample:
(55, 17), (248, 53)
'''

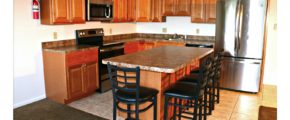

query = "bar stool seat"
(116, 85), (158, 102)
(165, 82), (204, 99)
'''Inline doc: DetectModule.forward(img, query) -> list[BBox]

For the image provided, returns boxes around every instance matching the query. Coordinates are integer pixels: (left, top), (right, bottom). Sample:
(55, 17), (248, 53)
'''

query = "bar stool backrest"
(213, 53), (222, 82)
(197, 54), (213, 96)
(107, 63), (141, 100)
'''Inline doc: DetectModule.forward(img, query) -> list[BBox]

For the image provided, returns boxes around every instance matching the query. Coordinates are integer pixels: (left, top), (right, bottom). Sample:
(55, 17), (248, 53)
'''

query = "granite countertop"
(103, 38), (214, 46)
(42, 45), (98, 53)
(102, 46), (214, 73)
(43, 37), (214, 53)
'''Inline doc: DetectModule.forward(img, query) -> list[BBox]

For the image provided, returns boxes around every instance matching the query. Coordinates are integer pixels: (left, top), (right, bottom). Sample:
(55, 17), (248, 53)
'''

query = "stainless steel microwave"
(86, 0), (113, 21)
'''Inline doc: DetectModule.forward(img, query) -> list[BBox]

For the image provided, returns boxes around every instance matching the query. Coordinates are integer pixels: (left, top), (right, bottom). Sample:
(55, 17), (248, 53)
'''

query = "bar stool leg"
(113, 100), (117, 120)
(164, 95), (169, 120)
(199, 98), (202, 120)
(193, 99), (198, 120)
(178, 99), (182, 120)
(173, 98), (177, 120)
(153, 95), (157, 120)
(127, 104), (131, 119)
(204, 88), (207, 119)
(135, 102), (139, 120)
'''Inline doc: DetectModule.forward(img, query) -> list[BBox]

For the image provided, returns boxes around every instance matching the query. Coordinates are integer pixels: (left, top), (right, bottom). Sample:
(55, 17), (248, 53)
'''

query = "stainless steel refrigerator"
(215, 0), (267, 93)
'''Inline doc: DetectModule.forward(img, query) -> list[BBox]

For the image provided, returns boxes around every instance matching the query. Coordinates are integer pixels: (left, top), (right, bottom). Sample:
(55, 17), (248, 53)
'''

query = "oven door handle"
(100, 45), (124, 53)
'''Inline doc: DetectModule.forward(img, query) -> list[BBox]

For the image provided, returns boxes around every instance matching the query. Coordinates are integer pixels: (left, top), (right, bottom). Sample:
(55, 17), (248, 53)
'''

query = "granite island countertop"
(102, 46), (214, 73)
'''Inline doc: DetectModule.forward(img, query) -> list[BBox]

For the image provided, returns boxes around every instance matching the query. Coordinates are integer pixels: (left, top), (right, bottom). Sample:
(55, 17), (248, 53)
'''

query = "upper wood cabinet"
(151, 0), (163, 22)
(175, 0), (191, 16)
(162, 0), (191, 16)
(205, 0), (217, 23)
(113, 0), (128, 22)
(136, 0), (151, 22)
(191, 0), (216, 23)
(127, 0), (136, 22)
(40, 0), (85, 24)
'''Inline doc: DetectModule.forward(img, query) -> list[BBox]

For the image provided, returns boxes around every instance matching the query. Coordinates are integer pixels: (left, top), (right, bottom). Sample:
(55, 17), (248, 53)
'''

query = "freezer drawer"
(220, 57), (261, 92)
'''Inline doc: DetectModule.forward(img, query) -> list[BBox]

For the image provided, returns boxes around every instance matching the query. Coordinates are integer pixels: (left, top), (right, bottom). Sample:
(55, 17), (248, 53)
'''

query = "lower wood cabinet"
(43, 48), (99, 104)
(67, 62), (97, 100)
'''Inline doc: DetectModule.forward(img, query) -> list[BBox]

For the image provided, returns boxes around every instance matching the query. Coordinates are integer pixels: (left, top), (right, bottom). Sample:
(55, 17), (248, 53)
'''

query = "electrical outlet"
(196, 29), (200, 34)
(109, 28), (112, 34)
(53, 32), (57, 39)
(162, 28), (167, 33)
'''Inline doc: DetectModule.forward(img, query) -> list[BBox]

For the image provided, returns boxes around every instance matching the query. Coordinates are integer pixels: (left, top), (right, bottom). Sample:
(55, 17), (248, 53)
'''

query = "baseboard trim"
(13, 95), (46, 108)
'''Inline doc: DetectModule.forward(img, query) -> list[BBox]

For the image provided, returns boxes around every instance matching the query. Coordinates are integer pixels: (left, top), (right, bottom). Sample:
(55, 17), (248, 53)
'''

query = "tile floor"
(68, 85), (277, 120)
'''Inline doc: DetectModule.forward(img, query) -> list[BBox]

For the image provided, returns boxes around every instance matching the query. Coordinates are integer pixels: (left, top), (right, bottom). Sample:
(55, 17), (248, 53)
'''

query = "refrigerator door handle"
(235, 0), (241, 54)
(238, 3), (244, 51)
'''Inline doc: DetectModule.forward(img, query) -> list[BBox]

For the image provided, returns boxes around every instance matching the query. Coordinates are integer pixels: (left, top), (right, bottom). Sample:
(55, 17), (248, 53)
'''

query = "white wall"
(262, 0), (277, 85)
(136, 16), (216, 36)
(13, 0), (136, 108)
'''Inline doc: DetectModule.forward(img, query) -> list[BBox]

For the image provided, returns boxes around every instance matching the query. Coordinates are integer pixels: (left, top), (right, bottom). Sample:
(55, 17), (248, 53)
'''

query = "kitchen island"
(102, 46), (213, 120)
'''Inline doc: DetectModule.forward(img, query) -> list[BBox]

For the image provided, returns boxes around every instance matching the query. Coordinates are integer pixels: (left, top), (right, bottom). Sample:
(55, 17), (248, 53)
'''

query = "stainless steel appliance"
(86, 0), (113, 21)
(215, 0), (267, 93)
(76, 28), (124, 93)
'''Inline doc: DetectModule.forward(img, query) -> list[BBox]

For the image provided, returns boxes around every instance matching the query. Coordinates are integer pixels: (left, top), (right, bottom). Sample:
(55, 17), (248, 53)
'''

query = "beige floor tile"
(230, 112), (258, 120)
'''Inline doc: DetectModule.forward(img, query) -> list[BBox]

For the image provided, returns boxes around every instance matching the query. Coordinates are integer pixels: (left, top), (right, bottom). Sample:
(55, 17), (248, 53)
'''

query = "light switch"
(162, 28), (167, 33)
(109, 28), (112, 34)
(53, 32), (57, 39)
(196, 29), (200, 34)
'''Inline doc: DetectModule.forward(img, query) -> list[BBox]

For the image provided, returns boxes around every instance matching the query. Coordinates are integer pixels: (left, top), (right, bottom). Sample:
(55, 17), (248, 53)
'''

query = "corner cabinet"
(43, 48), (99, 104)
(136, 0), (152, 22)
(151, 0), (164, 22)
(162, 0), (191, 16)
(191, 0), (216, 23)
(40, 0), (85, 24)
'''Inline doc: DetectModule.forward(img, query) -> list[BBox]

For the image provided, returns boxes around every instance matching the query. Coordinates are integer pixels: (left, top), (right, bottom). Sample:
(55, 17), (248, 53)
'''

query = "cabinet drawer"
(66, 48), (99, 66)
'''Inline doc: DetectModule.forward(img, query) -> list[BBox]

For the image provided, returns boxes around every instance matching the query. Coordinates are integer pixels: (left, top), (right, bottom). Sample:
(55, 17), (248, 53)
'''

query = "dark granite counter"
(102, 46), (213, 73)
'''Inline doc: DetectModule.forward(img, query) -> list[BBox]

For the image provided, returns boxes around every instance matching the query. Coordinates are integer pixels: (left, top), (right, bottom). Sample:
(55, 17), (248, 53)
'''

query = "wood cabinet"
(205, 0), (217, 23)
(113, 0), (128, 22)
(40, 0), (85, 24)
(162, 0), (191, 16)
(191, 0), (216, 23)
(43, 48), (99, 104)
(127, 0), (136, 22)
(136, 0), (151, 22)
(151, 0), (164, 22)
(175, 0), (191, 16)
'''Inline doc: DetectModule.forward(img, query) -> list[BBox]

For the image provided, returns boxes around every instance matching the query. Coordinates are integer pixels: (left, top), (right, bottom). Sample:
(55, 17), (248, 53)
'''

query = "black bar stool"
(163, 56), (212, 120)
(107, 63), (158, 120)
(177, 53), (221, 115)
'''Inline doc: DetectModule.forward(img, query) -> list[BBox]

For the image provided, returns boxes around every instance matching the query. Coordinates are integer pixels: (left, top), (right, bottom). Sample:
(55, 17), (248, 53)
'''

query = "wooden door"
(136, 0), (151, 22)
(127, 0), (136, 22)
(71, 0), (85, 23)
(52, 0), (71, 23)
(175, 0), (191, 16)
(84, 62), (98, 92)
(163, 0), (175, 16)
(113, 0), (128, 22)
(205, 0), (216, 23)
(191, 0), (206, 23)
(68, 64), (85, 99)
(151, 0), (163, 22)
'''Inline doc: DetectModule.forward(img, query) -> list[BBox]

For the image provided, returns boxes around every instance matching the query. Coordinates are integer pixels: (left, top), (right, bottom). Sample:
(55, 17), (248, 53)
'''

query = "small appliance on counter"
(76, 28), (124, 93)
(86, 0), (113, 21)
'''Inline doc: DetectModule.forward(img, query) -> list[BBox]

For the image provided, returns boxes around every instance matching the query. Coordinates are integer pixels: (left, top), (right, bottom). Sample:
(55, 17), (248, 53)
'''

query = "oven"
(99, 43), (124, 92)
(75, 28), (124, 93)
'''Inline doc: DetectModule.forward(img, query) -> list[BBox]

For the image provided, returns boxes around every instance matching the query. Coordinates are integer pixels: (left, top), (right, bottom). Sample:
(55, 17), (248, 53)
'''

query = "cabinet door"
(85, 62), (98, 92)
(68, 64), (85, 99)
(205, 0), (216, 23)
(127, 0), (136, 22)
(71, 0), (85, 23)
(163, 0), (175, 16)
(175, 0), (191, 16)
(136, 0), (151, 22)
(52, 0), (71, 23)
(151, 0), (163, 22)
(113, 0), (128, 22)
(124, 41), (139, 54)
(191, 0), (206, 23)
